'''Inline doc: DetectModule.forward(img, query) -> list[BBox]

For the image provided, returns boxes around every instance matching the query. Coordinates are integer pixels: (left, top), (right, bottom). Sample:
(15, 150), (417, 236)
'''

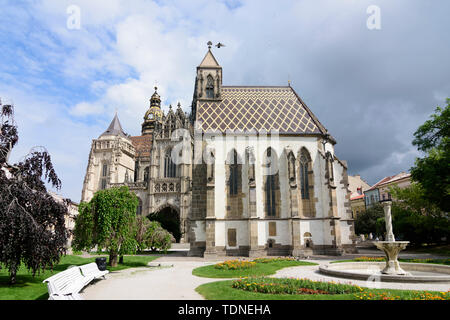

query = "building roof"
(350, 194), (365, 201)
(130, 135), (153, 157)
(367, 172), (411, 191)
(196, 86), (330, 136)
(100, 113), (127, 138)
(198, 49), (221, 68)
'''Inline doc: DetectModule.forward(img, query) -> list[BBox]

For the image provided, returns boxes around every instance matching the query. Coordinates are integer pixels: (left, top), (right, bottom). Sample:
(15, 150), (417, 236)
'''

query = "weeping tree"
(73, 186), (138, 267)
(0, 102), (69, 284)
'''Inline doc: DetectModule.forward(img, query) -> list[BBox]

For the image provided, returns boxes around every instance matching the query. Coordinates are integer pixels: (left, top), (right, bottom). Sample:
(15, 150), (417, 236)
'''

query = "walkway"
(80, 249), (450, 300)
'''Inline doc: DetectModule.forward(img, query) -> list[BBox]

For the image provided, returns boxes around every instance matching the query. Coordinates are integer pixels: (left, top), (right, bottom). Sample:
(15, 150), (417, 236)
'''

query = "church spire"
(142, 86), (164, 135)
(196, 42), (222, 101)
(100, 113), (127, 138)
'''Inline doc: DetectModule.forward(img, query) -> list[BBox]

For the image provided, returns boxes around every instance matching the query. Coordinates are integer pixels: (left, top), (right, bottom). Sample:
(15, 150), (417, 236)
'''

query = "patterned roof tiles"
(196, 86), (327, 135)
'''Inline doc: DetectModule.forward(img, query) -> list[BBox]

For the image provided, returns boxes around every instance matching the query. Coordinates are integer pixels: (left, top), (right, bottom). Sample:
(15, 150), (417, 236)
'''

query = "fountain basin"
(319, 262), (450, 283)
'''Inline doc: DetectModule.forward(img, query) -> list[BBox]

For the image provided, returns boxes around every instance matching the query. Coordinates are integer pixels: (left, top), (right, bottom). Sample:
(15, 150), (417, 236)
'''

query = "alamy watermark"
(367, 5), (381, 30)
(67, 5), (81, 30)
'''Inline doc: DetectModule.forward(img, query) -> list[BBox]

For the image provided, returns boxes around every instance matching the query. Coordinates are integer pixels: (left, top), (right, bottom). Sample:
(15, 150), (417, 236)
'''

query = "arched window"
(102, 163), (108, 177)
(164, 149), (177, 178)
(226, 149), (243, 218)
(264, 148), (280, 217)
(136, 198), (143, 215)
(300, 153), (309, 199)
(206, 75), (214, 99)
(229, 150), (239, 195)
(144, 167), (149, 182)
(298, 148), (315, 217)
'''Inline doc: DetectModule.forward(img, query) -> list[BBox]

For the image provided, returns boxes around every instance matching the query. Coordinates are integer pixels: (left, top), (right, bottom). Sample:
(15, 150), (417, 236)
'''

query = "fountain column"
(373, 200), (411, 275)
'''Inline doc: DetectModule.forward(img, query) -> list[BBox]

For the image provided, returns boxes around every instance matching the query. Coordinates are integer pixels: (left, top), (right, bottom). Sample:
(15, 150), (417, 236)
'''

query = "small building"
(364, 172), (412, 209)
(49, 192), (79, 251)
(348, 175), (370, 217)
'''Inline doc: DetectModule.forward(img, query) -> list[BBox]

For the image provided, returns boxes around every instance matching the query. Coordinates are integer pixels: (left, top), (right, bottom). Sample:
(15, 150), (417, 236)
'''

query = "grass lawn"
(195, 280), (448, 300)
(0, 255), (160, 300)
(192, 260), (317, 278)
(410, 244), (450, 256)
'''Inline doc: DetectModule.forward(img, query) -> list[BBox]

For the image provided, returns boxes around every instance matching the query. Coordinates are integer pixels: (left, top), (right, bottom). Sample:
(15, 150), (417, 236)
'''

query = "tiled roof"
(100, 114), (127, 138)
(196, 86), (328, 135)
(367, 172), (411, 191)
(350, 194), (365, 201)
(130, 135), (152, 157)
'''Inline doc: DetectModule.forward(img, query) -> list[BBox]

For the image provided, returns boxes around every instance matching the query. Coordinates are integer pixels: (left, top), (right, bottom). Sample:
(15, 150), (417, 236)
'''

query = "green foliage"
(410, 99), (450, 212)
(73, 186), (138, 266)
(390, 184), (449, 245)
(135, 216), (172, 253)
(354, 204), (385, 236)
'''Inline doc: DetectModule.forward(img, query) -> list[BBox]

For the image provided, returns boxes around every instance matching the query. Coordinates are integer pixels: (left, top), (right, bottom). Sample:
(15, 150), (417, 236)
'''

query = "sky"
(1, 0), (449, 203)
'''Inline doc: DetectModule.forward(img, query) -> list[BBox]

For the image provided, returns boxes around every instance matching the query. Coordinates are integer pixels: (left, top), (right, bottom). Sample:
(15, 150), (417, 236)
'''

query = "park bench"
(79, 262), (109, 280)
(43, 263), (108, 300)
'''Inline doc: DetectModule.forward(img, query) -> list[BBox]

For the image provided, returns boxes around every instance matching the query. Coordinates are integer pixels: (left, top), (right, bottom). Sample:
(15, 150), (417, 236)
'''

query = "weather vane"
(207, 41), (226, 49)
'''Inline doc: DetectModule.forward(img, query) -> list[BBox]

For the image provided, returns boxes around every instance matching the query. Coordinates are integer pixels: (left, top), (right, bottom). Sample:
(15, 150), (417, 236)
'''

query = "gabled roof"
(198, 49), (221, 68)
(196, 86), (329, 135)
(366, 172), (411, 191)
(100, 113), (127, 138)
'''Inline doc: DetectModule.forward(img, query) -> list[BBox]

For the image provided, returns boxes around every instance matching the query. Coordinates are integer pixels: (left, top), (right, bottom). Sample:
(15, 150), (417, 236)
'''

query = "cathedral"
(81, 45), (357, 257)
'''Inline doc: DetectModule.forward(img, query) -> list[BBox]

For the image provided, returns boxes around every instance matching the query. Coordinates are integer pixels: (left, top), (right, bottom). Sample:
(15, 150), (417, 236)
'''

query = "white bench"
(79, 262), (109, 280)
(43, 263), (108, 300)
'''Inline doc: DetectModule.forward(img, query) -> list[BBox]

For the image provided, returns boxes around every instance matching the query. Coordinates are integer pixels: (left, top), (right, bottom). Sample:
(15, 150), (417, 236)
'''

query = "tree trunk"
(109, 252), (118, 267)
(119, 255), (124, 264)
(9, 271), (16, 285)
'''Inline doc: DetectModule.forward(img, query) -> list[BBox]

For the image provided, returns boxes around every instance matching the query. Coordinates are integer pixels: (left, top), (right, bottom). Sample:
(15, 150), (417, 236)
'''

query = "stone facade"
(81, 91), (193, 243)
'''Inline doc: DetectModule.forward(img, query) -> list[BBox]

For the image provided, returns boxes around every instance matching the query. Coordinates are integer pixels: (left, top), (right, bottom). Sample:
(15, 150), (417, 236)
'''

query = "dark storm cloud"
(214, 0), (450, 185)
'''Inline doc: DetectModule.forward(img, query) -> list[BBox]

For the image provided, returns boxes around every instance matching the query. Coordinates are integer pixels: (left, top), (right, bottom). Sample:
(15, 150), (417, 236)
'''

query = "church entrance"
(149, 206), (181, 243)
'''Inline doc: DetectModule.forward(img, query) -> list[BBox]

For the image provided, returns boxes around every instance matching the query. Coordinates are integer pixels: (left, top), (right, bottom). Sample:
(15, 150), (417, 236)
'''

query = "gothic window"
(136, 198), (143, 215)
(229, 150), (239, 195)
(164, 149), (177, 178)
(144, 167), (149, 182)
(101, 179), (107, 190)
(226, 149), (243, 218)
(134, 161), (139, 182)
(299, 148), (315, 217)
(102, 163), (108, 177)
(300, 152), (310, 199)
(206, 75), (214, 99)
(264, 148), (280, 217)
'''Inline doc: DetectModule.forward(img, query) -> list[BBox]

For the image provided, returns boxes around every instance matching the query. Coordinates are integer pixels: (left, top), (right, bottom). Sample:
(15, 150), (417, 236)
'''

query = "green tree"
(73, 186), (138, 267)
(354, 204), (385, 236)
(411, 99), (450, 212)
(135, 219), (172, 253)
(390, 185), (449, 245)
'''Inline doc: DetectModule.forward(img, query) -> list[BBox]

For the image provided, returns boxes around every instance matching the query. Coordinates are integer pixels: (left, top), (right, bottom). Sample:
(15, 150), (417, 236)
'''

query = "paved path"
(81, 260), (219, 300)
(80, 250), (450, 300)
(273, 260), (450, 292)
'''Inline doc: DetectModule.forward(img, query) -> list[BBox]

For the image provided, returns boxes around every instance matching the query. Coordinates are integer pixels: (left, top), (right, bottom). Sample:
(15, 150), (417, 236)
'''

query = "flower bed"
(354, 291), (450, 300)
(252, 257), (297, 263)
(231, 277), (363, 295)
(214, 260), (256, 270)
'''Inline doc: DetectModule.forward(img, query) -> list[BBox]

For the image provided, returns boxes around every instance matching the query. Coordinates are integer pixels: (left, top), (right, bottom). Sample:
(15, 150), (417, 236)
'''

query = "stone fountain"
(373, 200), (411, 276)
